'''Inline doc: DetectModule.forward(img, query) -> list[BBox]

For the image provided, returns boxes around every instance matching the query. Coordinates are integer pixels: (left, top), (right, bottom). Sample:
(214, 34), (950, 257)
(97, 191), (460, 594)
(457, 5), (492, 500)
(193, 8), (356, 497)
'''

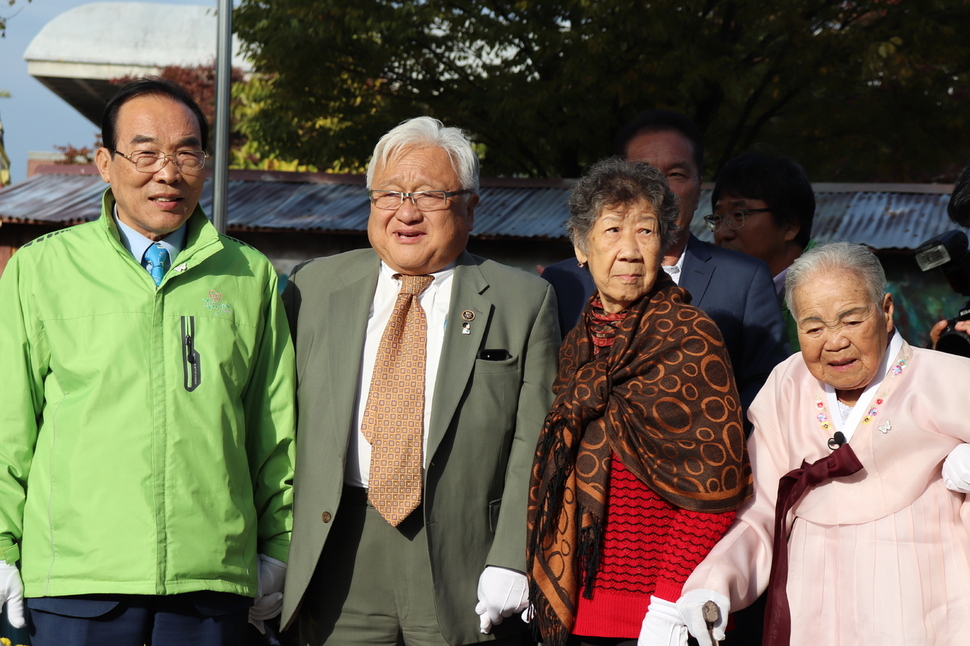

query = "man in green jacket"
(0, 79), (296, 645)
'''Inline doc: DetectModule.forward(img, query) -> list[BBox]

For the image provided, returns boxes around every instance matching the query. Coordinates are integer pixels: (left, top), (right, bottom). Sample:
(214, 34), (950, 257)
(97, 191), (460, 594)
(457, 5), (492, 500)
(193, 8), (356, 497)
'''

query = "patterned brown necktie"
(360, 273), (434, 526)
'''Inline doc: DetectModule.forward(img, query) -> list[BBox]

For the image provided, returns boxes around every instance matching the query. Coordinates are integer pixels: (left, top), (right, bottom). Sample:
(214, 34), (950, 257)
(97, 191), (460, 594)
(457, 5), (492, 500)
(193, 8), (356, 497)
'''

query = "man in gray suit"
(280, 117), (559, 645)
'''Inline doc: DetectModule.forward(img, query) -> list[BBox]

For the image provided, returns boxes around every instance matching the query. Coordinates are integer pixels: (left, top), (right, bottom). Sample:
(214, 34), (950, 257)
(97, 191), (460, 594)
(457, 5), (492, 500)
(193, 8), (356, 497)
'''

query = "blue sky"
(0, 0), (226, 184)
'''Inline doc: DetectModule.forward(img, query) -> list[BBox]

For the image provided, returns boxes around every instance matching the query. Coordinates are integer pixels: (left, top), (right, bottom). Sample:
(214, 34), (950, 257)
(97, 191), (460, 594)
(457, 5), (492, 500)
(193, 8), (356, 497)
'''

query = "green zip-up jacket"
(0, 189), (296, 598)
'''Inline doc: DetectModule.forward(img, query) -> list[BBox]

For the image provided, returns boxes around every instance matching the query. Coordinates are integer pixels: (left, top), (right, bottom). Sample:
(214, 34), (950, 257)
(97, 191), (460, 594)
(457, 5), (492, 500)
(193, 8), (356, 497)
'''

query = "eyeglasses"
(368, 190), (473, 212)
(113, 150), (208, 173)
(703, 208), (772, 232)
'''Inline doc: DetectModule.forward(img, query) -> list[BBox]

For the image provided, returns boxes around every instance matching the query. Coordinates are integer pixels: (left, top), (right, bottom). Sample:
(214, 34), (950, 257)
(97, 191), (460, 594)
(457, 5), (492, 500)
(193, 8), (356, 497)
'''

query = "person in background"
(678, 242), (970, 646)
(707, 151), (816, 352)
(280, 116), (559, 645)
(0, 78), (295, 645)
(541, 111), (787, 423)
(528, 157), (751, 646)
(929, 162), (970, 348)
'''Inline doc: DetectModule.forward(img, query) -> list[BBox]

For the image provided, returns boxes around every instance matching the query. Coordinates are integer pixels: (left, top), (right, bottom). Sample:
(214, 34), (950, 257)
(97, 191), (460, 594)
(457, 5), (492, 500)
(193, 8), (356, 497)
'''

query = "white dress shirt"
(774, 266), (789, 298)
(662, 247), (687, 284)
(346, 261), (455, 488)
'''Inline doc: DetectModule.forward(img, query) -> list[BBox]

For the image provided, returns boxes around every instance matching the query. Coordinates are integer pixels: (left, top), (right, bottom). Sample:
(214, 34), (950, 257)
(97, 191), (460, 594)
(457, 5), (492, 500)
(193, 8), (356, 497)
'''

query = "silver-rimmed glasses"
(113, 150), (209, 174)
(703, 208), (772, 232)
(368, 190), (473, 211)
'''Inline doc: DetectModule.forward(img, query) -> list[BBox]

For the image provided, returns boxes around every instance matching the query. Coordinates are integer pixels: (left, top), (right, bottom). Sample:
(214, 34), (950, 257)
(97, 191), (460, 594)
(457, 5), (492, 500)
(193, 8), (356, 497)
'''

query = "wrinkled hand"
(676, 589), (729, 646)
(637, 596), (688, 646)
(248, 554), (286, 634)
(943, 443), (970, 493)
(0, 561), (24, 629)
(475, 566), (529, 634)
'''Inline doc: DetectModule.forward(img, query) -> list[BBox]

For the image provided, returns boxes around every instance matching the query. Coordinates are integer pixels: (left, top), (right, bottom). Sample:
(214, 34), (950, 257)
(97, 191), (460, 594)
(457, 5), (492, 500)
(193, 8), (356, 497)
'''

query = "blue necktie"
(143, 244), (169, 286)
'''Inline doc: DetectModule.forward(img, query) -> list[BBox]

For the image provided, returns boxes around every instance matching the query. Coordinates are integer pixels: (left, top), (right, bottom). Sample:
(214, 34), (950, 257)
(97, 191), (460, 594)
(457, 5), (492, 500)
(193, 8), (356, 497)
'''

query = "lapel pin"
(174, 263), (188, 273)
(878, 420), (891, 434)
(461, 310), (475, 335)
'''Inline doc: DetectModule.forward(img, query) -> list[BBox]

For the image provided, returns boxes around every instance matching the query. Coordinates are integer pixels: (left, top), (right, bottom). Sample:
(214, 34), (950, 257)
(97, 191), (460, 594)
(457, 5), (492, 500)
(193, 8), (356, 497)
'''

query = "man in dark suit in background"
(280, 117), (559, 645)
(542, 110), (786, 418)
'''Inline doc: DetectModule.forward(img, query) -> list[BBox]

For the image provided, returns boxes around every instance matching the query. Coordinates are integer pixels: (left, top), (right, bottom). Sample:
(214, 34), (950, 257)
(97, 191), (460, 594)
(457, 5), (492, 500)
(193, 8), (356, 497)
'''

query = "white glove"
(638, 595), (688, 646)
(0, 561), (24, 629)
(676, 589), (730, 646)
(943, 443), (970, 493)
(248, 554), (287, 634)
(475, 566), (529, 634)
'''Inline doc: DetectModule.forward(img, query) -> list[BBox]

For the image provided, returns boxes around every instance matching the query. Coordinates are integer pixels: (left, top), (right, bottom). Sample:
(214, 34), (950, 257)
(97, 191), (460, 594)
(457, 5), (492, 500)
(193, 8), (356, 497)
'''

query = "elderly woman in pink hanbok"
(676, 242), (970, 646)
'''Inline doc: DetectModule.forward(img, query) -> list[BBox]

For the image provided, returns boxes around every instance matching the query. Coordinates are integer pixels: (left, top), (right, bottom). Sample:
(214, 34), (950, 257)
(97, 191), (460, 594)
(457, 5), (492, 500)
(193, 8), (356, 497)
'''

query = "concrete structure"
(23, 2), (250, 125)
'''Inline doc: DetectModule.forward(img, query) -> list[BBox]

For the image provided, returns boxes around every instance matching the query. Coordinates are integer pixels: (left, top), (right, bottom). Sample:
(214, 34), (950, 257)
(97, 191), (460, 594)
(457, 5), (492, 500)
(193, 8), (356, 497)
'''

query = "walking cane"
(702, 600), (721, 645)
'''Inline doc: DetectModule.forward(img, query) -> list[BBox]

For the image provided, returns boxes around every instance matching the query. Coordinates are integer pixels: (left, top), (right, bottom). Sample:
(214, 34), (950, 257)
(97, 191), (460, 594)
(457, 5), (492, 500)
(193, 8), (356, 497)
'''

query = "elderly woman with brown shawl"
(527, 157), (752, 646)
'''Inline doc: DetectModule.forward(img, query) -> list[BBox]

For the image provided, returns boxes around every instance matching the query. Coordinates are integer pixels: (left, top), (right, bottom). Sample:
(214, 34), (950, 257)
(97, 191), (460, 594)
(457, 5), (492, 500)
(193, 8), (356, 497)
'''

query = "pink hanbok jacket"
(685, 337), (970, 645)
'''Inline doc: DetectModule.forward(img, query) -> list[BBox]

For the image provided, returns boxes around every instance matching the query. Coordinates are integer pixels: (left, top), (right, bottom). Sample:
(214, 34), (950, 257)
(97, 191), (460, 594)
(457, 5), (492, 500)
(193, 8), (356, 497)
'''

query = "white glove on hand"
(637, 595), (688, 646)
(943, 443), (970, 493)
(676, 589), (730, 646)
(248, 554), (287, 634)
(475, 566), (529, 634)
(0, 561), (24, 629)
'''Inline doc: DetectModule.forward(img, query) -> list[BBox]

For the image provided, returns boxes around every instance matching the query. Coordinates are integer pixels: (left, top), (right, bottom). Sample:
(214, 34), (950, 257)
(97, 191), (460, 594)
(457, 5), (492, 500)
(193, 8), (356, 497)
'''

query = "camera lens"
(936, 328), (970, 358)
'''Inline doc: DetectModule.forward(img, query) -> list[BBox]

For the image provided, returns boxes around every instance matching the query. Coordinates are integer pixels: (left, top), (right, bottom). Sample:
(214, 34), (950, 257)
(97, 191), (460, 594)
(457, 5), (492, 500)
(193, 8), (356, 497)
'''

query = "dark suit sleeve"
(486, 282), (560, 570)
(736, 262), (788, 415)
(541, 259), (595, 338)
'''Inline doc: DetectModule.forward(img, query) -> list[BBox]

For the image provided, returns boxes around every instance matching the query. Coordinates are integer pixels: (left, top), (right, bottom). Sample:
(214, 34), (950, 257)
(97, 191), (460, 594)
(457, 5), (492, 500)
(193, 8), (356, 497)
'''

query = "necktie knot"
(143, 244), (169, 286)
(396, 274), (433, 297)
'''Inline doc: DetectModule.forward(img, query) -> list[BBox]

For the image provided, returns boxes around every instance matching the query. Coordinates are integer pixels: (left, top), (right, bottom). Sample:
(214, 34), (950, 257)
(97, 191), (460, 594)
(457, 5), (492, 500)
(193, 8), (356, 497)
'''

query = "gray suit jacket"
(280, 249), (559, 644)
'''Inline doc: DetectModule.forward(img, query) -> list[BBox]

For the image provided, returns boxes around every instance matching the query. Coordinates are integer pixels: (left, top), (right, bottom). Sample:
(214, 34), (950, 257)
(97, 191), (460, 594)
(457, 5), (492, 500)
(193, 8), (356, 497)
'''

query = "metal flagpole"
(212, 0), (232, 234)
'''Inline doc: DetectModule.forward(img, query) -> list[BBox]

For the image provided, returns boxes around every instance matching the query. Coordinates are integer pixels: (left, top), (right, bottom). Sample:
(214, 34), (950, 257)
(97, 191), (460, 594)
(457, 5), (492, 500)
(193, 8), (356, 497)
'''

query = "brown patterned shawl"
(526, 273), (752, 646)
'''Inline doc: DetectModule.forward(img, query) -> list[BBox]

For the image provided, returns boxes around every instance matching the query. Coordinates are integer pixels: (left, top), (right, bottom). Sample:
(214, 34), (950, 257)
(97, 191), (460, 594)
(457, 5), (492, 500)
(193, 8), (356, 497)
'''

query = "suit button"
(321, 512), (332, 523)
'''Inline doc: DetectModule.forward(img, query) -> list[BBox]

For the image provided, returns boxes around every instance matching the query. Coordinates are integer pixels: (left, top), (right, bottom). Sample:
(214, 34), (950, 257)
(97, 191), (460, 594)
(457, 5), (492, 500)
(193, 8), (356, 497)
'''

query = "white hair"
(785, 241), (887, 315)
(365, 116), (480, 193)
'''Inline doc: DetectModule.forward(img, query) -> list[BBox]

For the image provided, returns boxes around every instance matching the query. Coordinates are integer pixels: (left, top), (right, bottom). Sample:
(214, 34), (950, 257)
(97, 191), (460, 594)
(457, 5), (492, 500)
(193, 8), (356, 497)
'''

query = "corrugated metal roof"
(0, 167), (958, 250)
(680, 186), (955, 251)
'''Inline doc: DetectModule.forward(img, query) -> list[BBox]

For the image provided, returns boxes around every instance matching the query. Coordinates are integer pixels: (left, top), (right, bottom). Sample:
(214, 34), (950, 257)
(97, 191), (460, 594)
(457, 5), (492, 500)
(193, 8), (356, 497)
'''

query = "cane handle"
(702, 600), (721, 644)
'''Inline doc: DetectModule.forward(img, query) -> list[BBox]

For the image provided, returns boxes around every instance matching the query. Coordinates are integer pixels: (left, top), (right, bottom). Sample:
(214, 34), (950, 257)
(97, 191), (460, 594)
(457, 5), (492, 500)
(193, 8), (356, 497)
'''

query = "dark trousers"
(28, 592), (251, 646)
(567, 638), (637, 646)
(567, 634), (699, 646)
(721, 592), (766, 646)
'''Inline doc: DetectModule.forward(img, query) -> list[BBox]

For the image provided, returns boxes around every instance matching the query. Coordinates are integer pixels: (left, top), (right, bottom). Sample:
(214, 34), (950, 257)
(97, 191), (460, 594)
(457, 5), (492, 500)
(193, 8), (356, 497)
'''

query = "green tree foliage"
(61, 64), (318, 171)
(234, 0), (970, 181)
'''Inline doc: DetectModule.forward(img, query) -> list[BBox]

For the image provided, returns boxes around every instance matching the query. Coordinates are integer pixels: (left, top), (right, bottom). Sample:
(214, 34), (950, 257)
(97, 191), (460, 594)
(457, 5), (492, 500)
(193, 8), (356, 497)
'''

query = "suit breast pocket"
(473, 355), (517, 375)
(466, 357), (519, 429)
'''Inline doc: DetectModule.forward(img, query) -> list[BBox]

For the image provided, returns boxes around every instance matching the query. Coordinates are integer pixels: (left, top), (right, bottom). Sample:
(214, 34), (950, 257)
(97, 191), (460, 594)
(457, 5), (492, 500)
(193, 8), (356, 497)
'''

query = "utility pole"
(212, 0), (232, 234)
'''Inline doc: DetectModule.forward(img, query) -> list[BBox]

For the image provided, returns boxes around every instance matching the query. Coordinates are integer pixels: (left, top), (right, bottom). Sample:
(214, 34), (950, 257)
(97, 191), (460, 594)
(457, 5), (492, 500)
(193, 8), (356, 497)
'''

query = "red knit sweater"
(572, 453), (735, 638)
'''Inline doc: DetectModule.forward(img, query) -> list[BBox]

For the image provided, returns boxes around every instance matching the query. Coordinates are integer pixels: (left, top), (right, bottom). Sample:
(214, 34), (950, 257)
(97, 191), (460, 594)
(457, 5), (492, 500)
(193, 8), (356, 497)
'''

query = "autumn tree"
(233, 0), (970, 181)
(56, 64), (316, 170)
